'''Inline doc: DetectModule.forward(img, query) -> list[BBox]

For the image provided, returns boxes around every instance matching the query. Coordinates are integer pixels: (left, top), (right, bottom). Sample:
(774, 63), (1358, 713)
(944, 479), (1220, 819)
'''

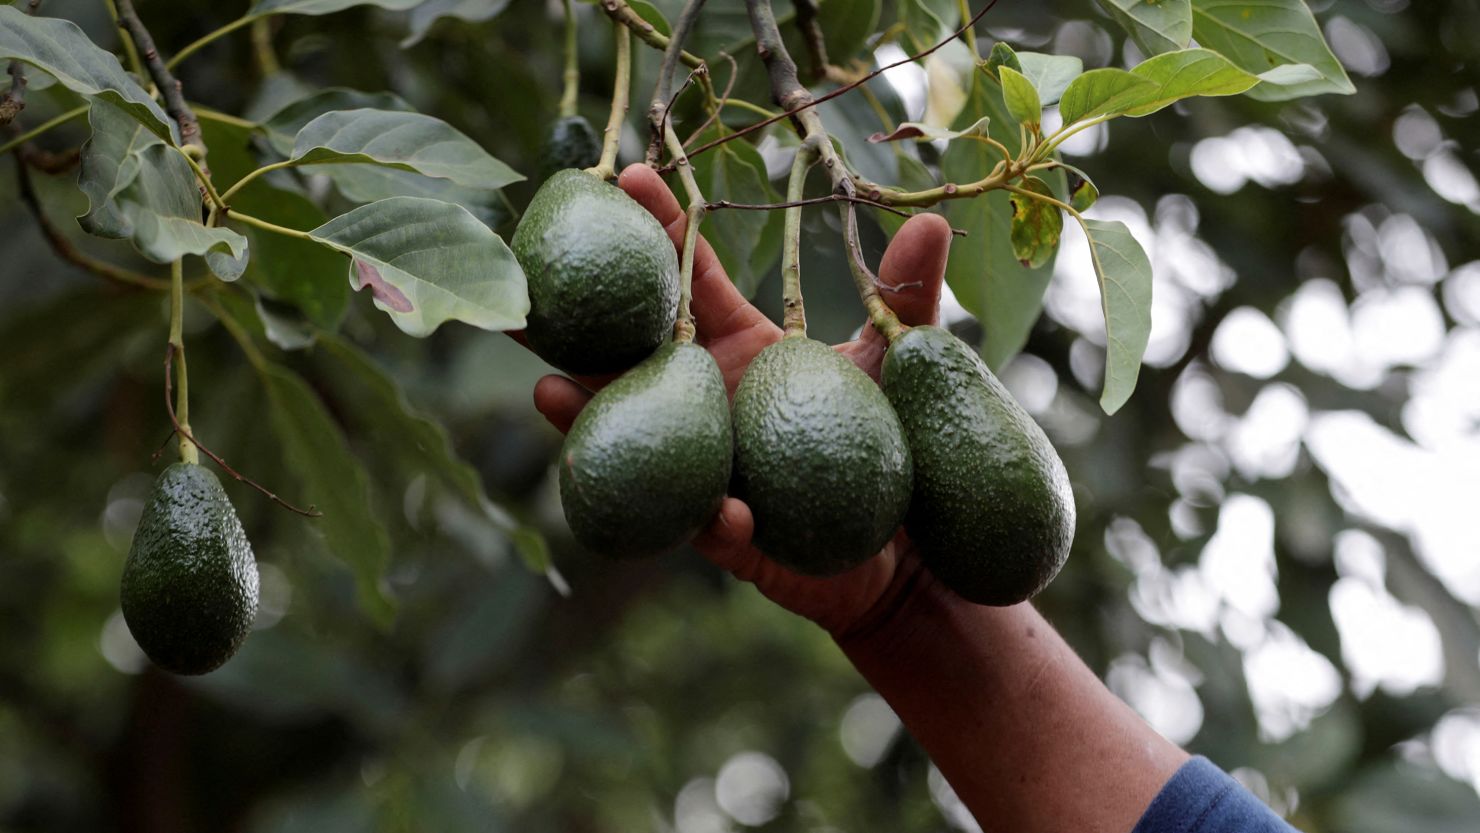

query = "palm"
(530, 165), (952, 637)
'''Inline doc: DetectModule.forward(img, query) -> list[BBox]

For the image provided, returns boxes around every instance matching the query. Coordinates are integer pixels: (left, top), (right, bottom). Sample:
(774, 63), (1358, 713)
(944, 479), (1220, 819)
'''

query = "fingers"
(532, 375), (593, 434)
(841, 212), (954, 378)
(691, 498), (757, 572)
(617, 165), (777, 344)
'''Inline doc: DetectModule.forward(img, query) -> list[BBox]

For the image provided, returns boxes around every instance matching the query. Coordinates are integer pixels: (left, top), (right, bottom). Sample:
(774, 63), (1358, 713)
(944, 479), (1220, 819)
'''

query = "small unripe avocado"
(120, 462), (259, 675)
(512, 169), (679, 375)
(540, 115), (602, 179)
(732, 336), (912, 575)
(559, 342), (731, 557)
(881, 326), (1075, 606)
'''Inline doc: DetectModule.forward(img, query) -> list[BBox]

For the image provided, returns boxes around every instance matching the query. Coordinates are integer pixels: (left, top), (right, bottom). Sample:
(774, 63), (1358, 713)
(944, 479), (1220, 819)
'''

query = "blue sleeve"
(1132, 757), (1301, 833)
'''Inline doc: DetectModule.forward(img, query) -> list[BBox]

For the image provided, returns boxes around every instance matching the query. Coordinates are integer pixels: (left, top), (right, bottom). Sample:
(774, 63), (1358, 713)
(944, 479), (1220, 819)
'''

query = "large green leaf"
(690, 128), (784, 299)
(1190, 0), (1355, 100)
(940, 74), (1054, 371)
(314, 336), (554, 575)
(897, 0), (955, 51)
(287, 109), (522, 190)
(235, 186), (350, 331)
(0, 7), (176, 143)
(245, 0), (422, 19)
(1094, 0), (1192, 55)
(817, 0), (882, 65)
(76, 101), (248, 276)
(1080, 218), (1153, 414)
(1059, 49), (1302, 124)
(259, 89), (505, 224)
(258, 362), (395, 627)
(401, 0), (513, 47)
(307, 197), (528, 336)
(1014, 52), (1083, 106)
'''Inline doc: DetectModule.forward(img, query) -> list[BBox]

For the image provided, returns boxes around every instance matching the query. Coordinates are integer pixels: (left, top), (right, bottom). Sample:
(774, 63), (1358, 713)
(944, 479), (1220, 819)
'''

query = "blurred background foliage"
(2, 0), (1480, 830)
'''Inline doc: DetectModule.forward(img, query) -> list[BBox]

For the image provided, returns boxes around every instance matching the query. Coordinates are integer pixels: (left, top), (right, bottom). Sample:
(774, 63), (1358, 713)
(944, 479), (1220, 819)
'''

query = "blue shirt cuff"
(1131, 756), (1300, 833)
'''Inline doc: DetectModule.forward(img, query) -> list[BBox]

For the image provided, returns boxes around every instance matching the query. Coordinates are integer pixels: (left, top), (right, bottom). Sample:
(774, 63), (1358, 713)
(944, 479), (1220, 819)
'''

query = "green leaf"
(1094, 0), (1192, 55)
(0, 7), (177, 144)
(1057, 68), (1158, 125)
(245, 0), (422, 20)
(868, 116), (990, 144)
(401, 0), (512, 48)
(1014, 52), (1083, 106)
(234, 186), (351, 331)
(940, 73), (1054, 371)
(1190, 0), (1355, 100)
(307, 197), (528, 336)
(258, 361), (395, 627)
(984, 42), (1022, 78)
(1008, 177), (1062, 270)
(1080, 218), (1153, 414)
(77, 101), (248, 275)
(690, 128), (783, 299)
(287, 108), (522, 190)
(898, 0), (955, 51)
(1059, 163), (1100, 212)
(998, 66), (1043, 130)
(1060, 48), (1273, 124)
(314, 335), (554, 576)
(260, 89), (506, 224)
(817, 0), (882, 64)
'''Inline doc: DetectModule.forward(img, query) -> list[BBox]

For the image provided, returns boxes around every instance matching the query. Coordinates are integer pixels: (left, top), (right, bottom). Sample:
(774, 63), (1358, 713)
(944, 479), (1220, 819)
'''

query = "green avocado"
(512, 169), (679, 375)
(559, 342), (732, 558)
(732, 336), (912, 576)
(881, 325), (1075, 606)
(539, 115), (602, 179)
(120, 462), (259, 675)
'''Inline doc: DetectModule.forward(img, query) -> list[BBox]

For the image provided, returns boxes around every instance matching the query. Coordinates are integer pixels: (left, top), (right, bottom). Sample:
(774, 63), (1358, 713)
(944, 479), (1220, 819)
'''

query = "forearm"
(837, 572), (1187, 833)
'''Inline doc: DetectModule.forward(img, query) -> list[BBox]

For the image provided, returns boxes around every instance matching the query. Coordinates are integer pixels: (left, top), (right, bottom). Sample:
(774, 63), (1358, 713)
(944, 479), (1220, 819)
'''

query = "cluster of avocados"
(517, 166), (1076, 607)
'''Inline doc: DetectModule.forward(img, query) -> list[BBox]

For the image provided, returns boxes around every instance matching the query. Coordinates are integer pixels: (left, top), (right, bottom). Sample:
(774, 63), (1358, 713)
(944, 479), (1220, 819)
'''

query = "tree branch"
(597, 0), (704, 69)
(792, 0), (828, 82)
(646, 0), (707, 165)
(114, 0), (209, 176)
(0, 1), (42, 127)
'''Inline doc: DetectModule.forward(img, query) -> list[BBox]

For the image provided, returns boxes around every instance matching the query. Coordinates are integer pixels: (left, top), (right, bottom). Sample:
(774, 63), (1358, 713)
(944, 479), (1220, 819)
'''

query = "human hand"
(530, 164), (953, 638)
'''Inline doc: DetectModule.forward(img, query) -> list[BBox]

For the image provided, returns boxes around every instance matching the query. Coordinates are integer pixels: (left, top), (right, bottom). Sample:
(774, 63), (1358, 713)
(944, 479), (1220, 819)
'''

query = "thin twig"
(114, 0), (210, 176)
(654, 67), (703, 164)
(792, 0), (828, 81)
(683, 52), (739, 146)
(674, 0), (1002, 170)
(597, 0), (704, 70)
(706, 192), (967, 237)
(163, 343), (322, 517)
(11, 152), (171, 291)
(0, 0), (42, 127)
(647, 0), (707, 166)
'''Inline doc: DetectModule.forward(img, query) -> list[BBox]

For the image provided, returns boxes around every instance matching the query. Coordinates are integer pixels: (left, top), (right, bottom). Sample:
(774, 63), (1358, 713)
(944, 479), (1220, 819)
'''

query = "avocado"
(512, 169), (679, 375)
(540, 115), (602, 179)
(559, 342), (731, 558)
(120, 462), (259, 675)
(881, 326), (1075, 606)
(732, 336), (912, 575)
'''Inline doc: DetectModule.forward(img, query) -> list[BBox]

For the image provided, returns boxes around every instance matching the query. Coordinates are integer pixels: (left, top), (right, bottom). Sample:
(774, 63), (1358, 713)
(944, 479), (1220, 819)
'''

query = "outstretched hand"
(530, 164), (954, 637)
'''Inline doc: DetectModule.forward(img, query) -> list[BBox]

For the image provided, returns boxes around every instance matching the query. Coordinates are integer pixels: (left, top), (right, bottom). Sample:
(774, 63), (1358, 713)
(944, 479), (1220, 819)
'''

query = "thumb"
(875, 211), (951, 327)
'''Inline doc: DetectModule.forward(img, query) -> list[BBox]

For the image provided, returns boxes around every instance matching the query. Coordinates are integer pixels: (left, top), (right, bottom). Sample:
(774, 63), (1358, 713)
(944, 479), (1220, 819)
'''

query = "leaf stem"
(225, 208), (314, 241)
(219, 159), (294, 204)
(165, 15), (255, 71)
(781, 139), (818, 336)
(1035, 113), (1113, 161)
(596, 0), (704, 71)
(662, 124), (705, 344)
(0, 105), (86, 158)
(587, 24), (631, 181)
(956, 0), (979, 55)
(168, 260), (199, 465)
(560, 0), (580, 118)
(180, 149), (226, 209)
(250, 19), (280, 76)
(192, 106), (257, 130)
(101, 0), (146, 79)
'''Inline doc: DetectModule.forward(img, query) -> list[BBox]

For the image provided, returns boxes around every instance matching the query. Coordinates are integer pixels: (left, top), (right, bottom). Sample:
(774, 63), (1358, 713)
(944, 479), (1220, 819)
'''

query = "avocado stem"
(645, 0), (707, 166)
(662, 124), (705, 344)
(745, 0), (907, 344)
(586, 25), (630, 182)
(167, 259), (199, 466)
(781, 139), (819, 337)
(559, 0), (580, 119)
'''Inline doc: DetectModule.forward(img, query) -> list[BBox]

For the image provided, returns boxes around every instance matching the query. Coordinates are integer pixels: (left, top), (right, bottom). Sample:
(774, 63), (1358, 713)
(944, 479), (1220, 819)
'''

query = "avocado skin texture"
(120, 463), (259, 675)
(512, 169), (679, 375)
(559, 342), (732, 558)
(539, 115), (602, 179)
(882, 325), (1075, 606)
(732, 337), (912, 576)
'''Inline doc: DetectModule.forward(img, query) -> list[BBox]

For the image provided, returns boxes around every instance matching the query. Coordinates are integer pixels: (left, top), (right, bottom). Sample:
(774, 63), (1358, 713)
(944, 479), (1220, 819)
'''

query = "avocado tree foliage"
(0, 0), (1351, 625)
